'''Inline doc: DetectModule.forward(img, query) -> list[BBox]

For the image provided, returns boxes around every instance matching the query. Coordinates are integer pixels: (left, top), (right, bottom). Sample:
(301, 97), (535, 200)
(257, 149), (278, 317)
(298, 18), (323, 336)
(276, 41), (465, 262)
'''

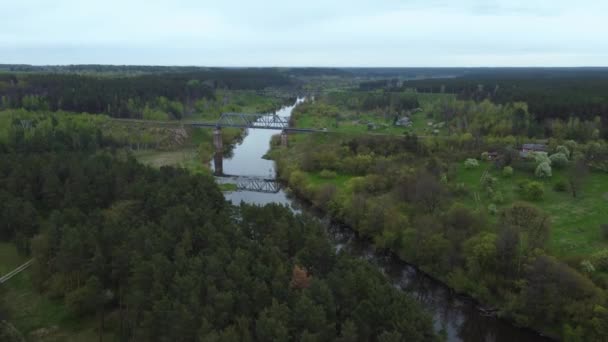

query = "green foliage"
(519, 181), (545, 201)
(319, 169), (337, 179)
(592, 249), (608, 271)
(550, 152), (569, 168)
(464, 158), (479, 169)
(491, 191), (505, 204)
(502, 166), (514, 177)
(533, 151), (551, 165)
(535, 162), (552, 178)
(0, 151), (437, 341)
(556, 145), (571, 158)
(0, 321), (25, 342)
(553, 179), (568, 192)
(487, 204), (498, 215)
(601, 224), (608, 241)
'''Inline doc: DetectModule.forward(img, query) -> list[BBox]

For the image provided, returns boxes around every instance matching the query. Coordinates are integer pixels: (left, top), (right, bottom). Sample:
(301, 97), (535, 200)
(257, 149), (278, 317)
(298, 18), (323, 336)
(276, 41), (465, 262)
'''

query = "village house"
(395, 116), (412, 127)
(520, 143), (548, 158)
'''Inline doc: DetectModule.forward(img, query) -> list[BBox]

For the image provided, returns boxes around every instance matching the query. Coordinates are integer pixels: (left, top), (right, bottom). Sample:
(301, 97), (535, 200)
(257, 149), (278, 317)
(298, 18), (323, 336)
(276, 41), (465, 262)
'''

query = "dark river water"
(211, 99), (552, 342)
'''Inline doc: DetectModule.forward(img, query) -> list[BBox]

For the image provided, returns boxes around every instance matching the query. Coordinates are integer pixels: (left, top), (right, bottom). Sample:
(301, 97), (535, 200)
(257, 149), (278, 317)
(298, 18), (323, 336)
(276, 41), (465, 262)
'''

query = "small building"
(486, 151), (499, 160)
(395, 116), (412, 127)
(520, 143), (548, 158)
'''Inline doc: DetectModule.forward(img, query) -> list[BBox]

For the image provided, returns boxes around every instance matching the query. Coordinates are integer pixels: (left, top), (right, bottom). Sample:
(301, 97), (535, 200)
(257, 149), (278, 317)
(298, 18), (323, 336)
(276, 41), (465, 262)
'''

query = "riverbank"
(268, 130), (607, 340)
(212, 99), (562, 341)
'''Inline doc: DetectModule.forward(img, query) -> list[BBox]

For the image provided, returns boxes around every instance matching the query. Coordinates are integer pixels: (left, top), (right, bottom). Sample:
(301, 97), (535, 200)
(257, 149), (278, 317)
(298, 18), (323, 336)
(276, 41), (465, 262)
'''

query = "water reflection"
(210, 99), (552, 342)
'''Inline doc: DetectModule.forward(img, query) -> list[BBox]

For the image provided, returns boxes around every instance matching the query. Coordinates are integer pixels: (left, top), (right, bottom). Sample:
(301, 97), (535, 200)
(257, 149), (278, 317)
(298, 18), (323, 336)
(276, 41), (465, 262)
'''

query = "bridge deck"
(215, 175), (281, 194)
(112, 118), (325, 132)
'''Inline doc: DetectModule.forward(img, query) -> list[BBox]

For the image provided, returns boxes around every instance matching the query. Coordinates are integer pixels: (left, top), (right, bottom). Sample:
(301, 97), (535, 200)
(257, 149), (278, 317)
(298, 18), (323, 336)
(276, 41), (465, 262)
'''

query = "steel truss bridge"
(218, 176), (281, 194)
(190, 113), (325, 132)
(111, 114), (325, 133)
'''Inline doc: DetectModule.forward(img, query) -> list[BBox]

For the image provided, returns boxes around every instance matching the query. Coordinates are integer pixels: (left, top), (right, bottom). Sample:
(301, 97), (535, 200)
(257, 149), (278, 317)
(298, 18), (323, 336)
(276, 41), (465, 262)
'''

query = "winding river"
(211, 99), (552, 342)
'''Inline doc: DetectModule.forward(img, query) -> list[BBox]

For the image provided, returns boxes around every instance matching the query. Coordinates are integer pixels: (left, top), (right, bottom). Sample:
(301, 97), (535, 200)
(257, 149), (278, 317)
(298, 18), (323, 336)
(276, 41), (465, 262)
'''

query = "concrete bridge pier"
(280, 130), (288, 147)
(213, 152), (223, 176)
(213, 127), (223, 152)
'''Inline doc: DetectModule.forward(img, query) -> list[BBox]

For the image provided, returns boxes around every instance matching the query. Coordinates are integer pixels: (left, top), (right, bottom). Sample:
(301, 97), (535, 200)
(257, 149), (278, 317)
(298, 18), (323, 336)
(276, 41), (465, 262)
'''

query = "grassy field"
(132, 148), (212, 175)
(455, 161), (608, 258)
(293, 93), (450, 137)
(307, 171), (353, 188)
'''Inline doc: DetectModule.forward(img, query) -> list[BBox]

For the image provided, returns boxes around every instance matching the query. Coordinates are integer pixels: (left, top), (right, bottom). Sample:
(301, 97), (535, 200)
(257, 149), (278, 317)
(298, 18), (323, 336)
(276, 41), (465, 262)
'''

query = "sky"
(1, 0), (607, 67)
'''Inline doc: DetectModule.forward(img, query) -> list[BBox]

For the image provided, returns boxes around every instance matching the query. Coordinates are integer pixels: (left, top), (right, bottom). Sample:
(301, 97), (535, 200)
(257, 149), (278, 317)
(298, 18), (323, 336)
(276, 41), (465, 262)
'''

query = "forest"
(0, 69), (294, 119)
(0, 69), (439, 341)
(356, 68), (608, 138)
(2, 67), (608, 341)
(272, 87), (608, 341)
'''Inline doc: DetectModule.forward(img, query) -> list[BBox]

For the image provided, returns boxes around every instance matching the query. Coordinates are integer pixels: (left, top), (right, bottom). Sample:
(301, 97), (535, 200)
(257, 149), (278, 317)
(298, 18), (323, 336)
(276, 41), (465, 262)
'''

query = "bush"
(592, 249), (608, 271)
(580, 260), (595, 274)
(481, 175), (498, 189)
(533, 151), (551, 165)
(549, 153), (569, 169)
(535, 162), (552, 178)
(556, 145), (570, 158)
(492, 191), (505, 204)
(488, 204), (498, 215)
(452, 182), (469, 196)
(464, 158), (479, 169)
(481, 152), (489, 161)
(601, 224), (608, 240)
(553, 179), (568, 192)
(521, 181), (545, 201)
(319, 169), (337, 179)
(502, 166), (514, 177)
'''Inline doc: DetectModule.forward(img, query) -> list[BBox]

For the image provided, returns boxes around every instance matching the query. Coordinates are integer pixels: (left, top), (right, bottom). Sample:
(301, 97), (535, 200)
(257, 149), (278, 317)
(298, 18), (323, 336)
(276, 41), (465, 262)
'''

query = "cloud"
(0, 0), (606, 66)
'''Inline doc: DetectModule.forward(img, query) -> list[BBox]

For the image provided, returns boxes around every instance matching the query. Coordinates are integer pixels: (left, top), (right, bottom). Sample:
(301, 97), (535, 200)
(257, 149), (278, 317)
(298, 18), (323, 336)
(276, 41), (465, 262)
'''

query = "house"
(520, 143), (548, 158)
(395, 116), (412, 127)
(486, 151), (499, 160)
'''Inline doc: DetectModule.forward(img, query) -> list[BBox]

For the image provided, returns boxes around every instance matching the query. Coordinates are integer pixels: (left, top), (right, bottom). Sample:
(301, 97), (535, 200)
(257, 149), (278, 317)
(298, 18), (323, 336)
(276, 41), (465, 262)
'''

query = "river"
(211, 99), (552, 342)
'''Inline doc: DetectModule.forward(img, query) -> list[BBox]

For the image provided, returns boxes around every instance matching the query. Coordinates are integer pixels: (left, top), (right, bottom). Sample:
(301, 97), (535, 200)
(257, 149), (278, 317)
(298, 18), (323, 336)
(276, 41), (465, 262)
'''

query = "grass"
(132, 148), (211, 175)
(307, 171), (353, 188)
(0, 243), (113, 341)
(219, 183), (238, 192)
(455, 161), (608, 258)
(0, 242), (25, 275)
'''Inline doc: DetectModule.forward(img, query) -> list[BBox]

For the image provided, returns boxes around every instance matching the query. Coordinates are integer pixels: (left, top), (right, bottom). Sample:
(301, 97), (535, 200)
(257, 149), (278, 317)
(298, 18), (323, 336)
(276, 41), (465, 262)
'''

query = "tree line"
(0, 69), (293, 119)
(274, 128), (608, 341)
(0, 105), (437, 341)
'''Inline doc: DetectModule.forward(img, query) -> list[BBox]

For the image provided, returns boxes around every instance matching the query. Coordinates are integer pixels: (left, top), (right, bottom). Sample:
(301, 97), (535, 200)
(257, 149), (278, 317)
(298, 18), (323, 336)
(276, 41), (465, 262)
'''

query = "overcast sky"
(1, 0), (607, 66)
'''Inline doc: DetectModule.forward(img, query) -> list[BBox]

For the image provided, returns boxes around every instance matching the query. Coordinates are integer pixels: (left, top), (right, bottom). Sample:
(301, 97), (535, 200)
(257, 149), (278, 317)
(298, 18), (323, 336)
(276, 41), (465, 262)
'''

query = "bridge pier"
(213, 152), (223, 176)
(280, 130), (288, 147)
(213, 127), (223, 152)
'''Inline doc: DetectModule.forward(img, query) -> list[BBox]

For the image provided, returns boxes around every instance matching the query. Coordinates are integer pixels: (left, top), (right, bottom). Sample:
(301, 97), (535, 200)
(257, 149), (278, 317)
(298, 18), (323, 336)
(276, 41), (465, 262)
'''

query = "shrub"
(549, 153), (569, 169)
(481, 152), (489, 161)
(556, 145), (570, 158)
(492, 191), (505, 204)
(319, 169), (337, 179)
(488, 204), (498, 215)
(535, 162), (552, 178)
(464, 158), (479, 169)
(601, 224), (608, 240)
(481, 175), (498, 189)
(553, 179), (568, 192)
(502, 166), (514, 177)
(521, 181), (544, 201)
(592, 249), (608, 271)
(565, 140), (578, 155)
(452, 182), (469, 196)
(533, 152), (551, 165)
(580, 260), (595, 274)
